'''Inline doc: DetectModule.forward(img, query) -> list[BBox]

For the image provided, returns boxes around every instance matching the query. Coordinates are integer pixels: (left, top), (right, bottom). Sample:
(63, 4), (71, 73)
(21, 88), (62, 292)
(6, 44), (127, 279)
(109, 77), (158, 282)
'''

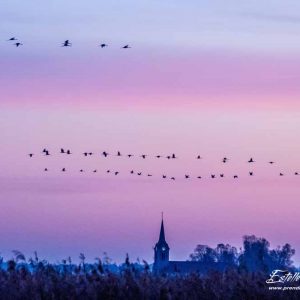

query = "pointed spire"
(159, 213), (166, 242)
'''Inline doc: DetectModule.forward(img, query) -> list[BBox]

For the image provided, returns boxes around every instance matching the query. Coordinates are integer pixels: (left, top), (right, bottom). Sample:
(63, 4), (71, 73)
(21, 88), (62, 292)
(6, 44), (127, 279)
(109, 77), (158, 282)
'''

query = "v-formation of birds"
(27, 148), (300, 180)
(7, 37), (131, 49)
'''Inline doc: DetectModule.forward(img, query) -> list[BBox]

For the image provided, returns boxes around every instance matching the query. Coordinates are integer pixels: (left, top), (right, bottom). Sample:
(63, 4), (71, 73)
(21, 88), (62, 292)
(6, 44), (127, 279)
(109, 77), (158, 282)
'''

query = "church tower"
(153, 216), (170, 272)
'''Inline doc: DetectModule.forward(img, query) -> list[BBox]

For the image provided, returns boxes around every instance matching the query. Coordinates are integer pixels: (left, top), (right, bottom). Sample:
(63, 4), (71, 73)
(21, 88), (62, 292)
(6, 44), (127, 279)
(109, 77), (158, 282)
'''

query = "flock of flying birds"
(6, 37), (131, 49)
(27, 148), (300, 180)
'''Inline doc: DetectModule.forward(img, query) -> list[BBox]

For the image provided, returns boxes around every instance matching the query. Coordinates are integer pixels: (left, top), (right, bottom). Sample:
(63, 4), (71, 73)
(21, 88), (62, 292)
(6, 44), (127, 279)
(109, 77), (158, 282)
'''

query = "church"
(153, 218), (203, 274)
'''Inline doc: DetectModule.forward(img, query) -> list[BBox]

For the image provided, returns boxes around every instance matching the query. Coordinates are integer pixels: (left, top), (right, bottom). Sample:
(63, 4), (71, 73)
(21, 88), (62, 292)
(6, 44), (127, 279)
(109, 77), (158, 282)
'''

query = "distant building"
(153, 218), (203, 274)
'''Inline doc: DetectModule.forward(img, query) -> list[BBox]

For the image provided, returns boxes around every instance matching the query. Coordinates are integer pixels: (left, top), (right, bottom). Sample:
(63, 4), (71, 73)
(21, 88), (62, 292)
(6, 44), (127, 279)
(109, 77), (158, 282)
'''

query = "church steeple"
(154, 214), (170, 271)
(159, 216), (166, 243)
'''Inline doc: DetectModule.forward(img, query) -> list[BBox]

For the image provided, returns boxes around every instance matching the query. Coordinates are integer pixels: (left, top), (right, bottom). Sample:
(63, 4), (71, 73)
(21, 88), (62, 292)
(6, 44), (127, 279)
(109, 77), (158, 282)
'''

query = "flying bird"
(211, 175), (215, 179)
(220, 174), (224, 178)
(93, 170), (97, 173)
(44, 168), (48, 172)
(171, 177), (176, 180)
(156, 155), (162, 159)
(185, 175), (190, 179)
(162, 175), (167, 179)
(197, 176), (202, 179)
(60, 148), (65, 154)
(83, 152), (88, 156)
(44, 150), (50, 156)
(269, 161), (275, 164)
(127, 154), (133, 158)
(122, 45), (131, 49)
(107, 170), (110, 173)
(137, 172), (142, 176)
(130, 170), (134, 174)
(62, 40), (72, 47)
(196, 155), (202, 160)
(100, 43), (108, 48)
(102, 151), (109, 157)
(80, 169), (84, 172)
(248, 158), (255, 163)
(117, 151), (122, 157)
(62, 168), (66, 172)
(222, 157), (228, 163)
(7, 37), (17, 41)
(147, 174), (152, 177)
(114, 172), (119, 175)
(295, 172), (299, 176)
(66, 150), (71, 155)
(172, 154), (177, 159)
(279, 173), (284, 176)
(14, 42), (23, 47)
(141, 154), (147, 159)
(233, 175), (238, 179)
(249, 172), (254, 176)
(28, 153), (34, 158)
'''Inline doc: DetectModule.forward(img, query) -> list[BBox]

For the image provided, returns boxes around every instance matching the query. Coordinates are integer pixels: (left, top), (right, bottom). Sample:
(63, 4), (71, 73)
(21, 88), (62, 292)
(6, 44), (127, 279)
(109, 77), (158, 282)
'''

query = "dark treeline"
(0, 235), (298, 300)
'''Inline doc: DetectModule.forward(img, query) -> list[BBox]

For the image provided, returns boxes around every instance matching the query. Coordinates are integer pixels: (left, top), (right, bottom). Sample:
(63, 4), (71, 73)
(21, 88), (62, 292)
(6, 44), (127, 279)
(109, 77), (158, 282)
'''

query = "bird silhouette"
(172, 154), (177, 159)
(93, 170), (97, 173)
(114, 172), (119, 175)
(44, 168), (48, 172)
(66, 150), (71, 155)
(62, 168), (66, 172)
(107, 170), (110, 173)
(137, 172), (142, 176)
(100, 43), (108, 48)
(295, 172), (299, 176)
(44, 150), (50, 156)
(162, 175), (167, 179)
(211, 175), (215, 179)
(269, 161), (275, 164)
(141, 154), (147, 159)
(122, 45), (131, 49)
(166, 156), (171, 159)
(83, 152), (88, 156)
(28, 153), (34, 158)
(62, 40), (72, 47)
(14, 42), (23, 47)
(60, 148), (65, 154)
(222, 157), (228, 163)
(130, 170), (134, 174)
(196, 155), (202, 160)
(147, 174), (152, 177)
(117, 151), (122, 156)
(80, 169), (84, 172)
(280, 173), (284, 176)
(249, 172), (254, 176)
(233, 175), (238, 179)
(102, 151), (109, 157)
(197, 176), (202, 179)
(185, 175), (190, 179)
(42, 148), (48, 153)
(89, 152), (93, 156)
(171, 177), (176, 180)
(248, 158), (255, 163)
(7, 37), (17, 41)
(156, 155), (161, 158)
(220, 174), (224, 178)
(127, 154), (133, 158)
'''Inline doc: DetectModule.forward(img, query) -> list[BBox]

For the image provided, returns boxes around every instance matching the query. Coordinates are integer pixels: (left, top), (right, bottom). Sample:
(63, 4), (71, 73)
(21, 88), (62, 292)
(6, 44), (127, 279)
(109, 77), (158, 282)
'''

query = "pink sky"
(1, 0), (300, 264)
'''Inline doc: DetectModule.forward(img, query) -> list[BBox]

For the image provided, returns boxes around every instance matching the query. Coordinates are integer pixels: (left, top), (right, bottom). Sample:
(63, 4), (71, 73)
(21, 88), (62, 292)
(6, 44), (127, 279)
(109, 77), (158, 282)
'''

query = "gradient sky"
(1, 1), (300, 264)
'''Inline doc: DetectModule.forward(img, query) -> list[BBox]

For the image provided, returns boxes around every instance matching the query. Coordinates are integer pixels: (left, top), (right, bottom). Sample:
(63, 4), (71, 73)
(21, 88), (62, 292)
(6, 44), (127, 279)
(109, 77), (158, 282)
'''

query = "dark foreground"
(0, 262), (298, 300)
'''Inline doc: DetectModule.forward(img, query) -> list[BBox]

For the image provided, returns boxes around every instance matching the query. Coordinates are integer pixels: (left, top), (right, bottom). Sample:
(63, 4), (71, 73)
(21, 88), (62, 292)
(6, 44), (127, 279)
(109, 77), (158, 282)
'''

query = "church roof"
(155, 218), (169, 249)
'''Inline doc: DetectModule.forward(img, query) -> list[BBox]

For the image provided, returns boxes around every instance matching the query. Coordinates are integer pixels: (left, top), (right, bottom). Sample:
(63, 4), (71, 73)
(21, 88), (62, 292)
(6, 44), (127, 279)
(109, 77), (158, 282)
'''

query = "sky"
(1, 0), (300, 264)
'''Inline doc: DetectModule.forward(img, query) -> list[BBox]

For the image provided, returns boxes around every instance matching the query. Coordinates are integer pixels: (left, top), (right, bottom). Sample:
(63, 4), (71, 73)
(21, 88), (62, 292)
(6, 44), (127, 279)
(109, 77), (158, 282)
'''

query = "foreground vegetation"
(0, 235), (298, 299)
